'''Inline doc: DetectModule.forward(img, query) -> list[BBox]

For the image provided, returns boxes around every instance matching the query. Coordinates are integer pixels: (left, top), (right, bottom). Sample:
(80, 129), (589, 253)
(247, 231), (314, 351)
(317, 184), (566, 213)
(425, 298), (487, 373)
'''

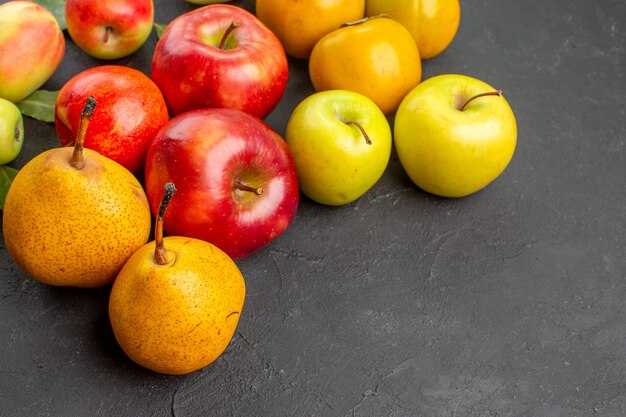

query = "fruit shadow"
(89, 285), (171, 380)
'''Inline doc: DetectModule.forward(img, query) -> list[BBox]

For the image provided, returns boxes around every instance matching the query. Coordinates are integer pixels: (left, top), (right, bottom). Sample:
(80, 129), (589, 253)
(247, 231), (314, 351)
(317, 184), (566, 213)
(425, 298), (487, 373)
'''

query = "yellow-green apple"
(394, 74), (517, 198)
(151, 4), (288, 119)
(0, 1), (65, 103)
(0, 97), (24, 165)
(256, 0), (364, 59)
(309, 16), (421, 115)
(144, 108), (299, 259)
(65, 0), (154, 60)
(285, 90), (391, 205)
(55, 65), (169, 174)
(365, 0), (460, 59)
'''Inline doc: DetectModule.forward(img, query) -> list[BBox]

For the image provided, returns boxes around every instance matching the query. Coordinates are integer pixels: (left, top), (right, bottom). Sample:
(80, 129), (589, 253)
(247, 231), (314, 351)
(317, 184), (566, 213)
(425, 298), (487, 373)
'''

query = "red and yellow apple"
(151, 4), (288, 119)
(65, 0), (154, 60)
(0, 1), (65, 103)
(365, 0), (461, 60)
(309, 16), (421, 115)
(394, 74), (517, 197)
(285, 90), (391, 205)
(256, 0), (364, 59)
(144, 108), (299, 260)
(55, 65), (169, 174)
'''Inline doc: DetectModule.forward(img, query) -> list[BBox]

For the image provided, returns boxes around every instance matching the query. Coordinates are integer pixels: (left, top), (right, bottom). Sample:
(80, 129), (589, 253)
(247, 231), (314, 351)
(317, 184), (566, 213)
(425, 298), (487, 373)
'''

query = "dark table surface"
(1, 0), (625, 416)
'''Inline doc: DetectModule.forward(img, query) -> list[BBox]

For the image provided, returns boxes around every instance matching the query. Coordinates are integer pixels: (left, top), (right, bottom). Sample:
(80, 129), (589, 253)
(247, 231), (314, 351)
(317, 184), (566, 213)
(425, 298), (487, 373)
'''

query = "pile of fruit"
(0, 0), (517, 375)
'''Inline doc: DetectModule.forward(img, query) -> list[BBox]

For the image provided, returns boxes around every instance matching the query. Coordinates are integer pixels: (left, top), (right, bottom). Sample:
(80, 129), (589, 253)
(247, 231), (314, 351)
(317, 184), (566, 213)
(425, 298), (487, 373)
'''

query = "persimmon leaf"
(32, 0), (66, 30)
(0, 165), (19, 211)
(154, 22), (168, 39)
(16, 90), (59, 123)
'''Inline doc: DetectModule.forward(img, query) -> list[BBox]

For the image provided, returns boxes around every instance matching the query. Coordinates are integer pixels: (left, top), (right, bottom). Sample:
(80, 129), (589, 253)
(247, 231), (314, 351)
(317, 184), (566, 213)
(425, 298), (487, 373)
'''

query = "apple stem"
(346, 121), (372, 145)
(154, 182), (177, 266)
(234, 179), (263, 195)
(342, 14), (389, 27)
(103, 26), (113, 44)
(459, 90), (503, 112)
(70, 96), (97, 170)
(219, 21), (239, 49)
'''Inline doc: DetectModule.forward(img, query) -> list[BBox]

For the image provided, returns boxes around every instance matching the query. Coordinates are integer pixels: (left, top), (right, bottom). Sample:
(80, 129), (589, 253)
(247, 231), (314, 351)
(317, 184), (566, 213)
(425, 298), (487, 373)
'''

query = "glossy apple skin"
(256, 0), (364, 59)
(0, 97), (24, 165)
(144, 108), (299, 259)
(66, 0), (154, 60)
(286, 90), (391, 205)
(55, 66), (169, 174)
(309, 17), (421, 115)
(366, 0), (460, 59)
(0, 1), (65, 103)
(394, 74), (517, 198)
(151, 4), (288, 119)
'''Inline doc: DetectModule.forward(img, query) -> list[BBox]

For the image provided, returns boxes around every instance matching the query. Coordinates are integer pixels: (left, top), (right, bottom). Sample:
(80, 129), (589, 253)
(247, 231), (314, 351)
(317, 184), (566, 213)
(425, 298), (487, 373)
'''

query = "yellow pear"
(2, 97), (151, 288)
(109, 183), (246, 375)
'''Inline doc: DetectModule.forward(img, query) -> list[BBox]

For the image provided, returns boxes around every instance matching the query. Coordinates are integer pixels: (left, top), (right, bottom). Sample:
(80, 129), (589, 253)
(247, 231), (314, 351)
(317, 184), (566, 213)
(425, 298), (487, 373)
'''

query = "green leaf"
(154, 22), (168, 39)
(31, 0), (66, 30)
(16, 90), (59, 124)
(0, 166), (18, 211)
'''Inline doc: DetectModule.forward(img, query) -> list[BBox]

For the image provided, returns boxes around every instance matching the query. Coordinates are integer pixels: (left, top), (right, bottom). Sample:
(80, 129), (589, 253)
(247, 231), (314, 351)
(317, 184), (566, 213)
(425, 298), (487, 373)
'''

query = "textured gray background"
(1, 0), (625, 416)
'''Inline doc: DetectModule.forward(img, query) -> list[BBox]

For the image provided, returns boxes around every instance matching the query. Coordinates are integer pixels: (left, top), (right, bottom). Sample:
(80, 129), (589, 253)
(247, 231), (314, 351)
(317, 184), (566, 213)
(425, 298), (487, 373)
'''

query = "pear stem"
(346, 121), (372, 145)
(154, 182), (177, 266)
(219, 22), (238, 49)
(234, 179), (263, 195)
(459, 90), (503, 111)
(70, 96), (97, 170)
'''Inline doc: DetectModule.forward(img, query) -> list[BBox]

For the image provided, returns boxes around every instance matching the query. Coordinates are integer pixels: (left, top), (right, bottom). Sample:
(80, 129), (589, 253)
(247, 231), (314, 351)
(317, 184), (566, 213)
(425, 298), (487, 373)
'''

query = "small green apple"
(0, 98), (24, 165)
(394, 74), (517, 198)
(285, 90), (392, 205)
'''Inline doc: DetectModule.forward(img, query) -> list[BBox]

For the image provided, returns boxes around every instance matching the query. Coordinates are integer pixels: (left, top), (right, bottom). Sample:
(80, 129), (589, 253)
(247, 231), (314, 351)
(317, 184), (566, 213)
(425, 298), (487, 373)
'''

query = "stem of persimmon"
(154, 182), (177, 265)
(219, 22), (238, 49)
(234, 179), (263, 195)
(341, 14), (389, 27)
(70, 96), (97, 170)
(459, 90), (503, 112)
(347, 121), (372, 145)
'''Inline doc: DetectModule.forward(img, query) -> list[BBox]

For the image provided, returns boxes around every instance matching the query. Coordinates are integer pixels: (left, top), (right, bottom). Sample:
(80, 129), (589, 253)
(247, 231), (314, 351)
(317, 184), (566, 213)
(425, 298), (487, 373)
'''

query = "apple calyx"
(234, 179), (263, 195)
(346, 121), (372, 145)
(342, 14), (390, 27)
(459, 90), (503, 112)
(219, 22), (239, 50)
(154, 182), (177, 265)
(70, 96), (97, 170)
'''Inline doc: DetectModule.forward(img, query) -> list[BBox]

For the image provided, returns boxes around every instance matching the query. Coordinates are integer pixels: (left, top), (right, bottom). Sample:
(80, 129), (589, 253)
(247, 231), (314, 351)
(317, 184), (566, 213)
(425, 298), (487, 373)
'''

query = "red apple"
(144, 108), (299, 259)
(151, 4), (288, 119)
(0, 1), (65, 103)
(65, 0), (154, 60)
(55, 65), (169, 174)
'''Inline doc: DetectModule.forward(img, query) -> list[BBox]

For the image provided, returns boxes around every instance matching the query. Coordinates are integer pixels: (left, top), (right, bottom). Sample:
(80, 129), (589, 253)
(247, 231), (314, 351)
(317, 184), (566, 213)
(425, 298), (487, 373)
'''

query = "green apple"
(394, 74), (517, 198)
(0, 98), (24, 165)
(285, 90), (392, 205)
